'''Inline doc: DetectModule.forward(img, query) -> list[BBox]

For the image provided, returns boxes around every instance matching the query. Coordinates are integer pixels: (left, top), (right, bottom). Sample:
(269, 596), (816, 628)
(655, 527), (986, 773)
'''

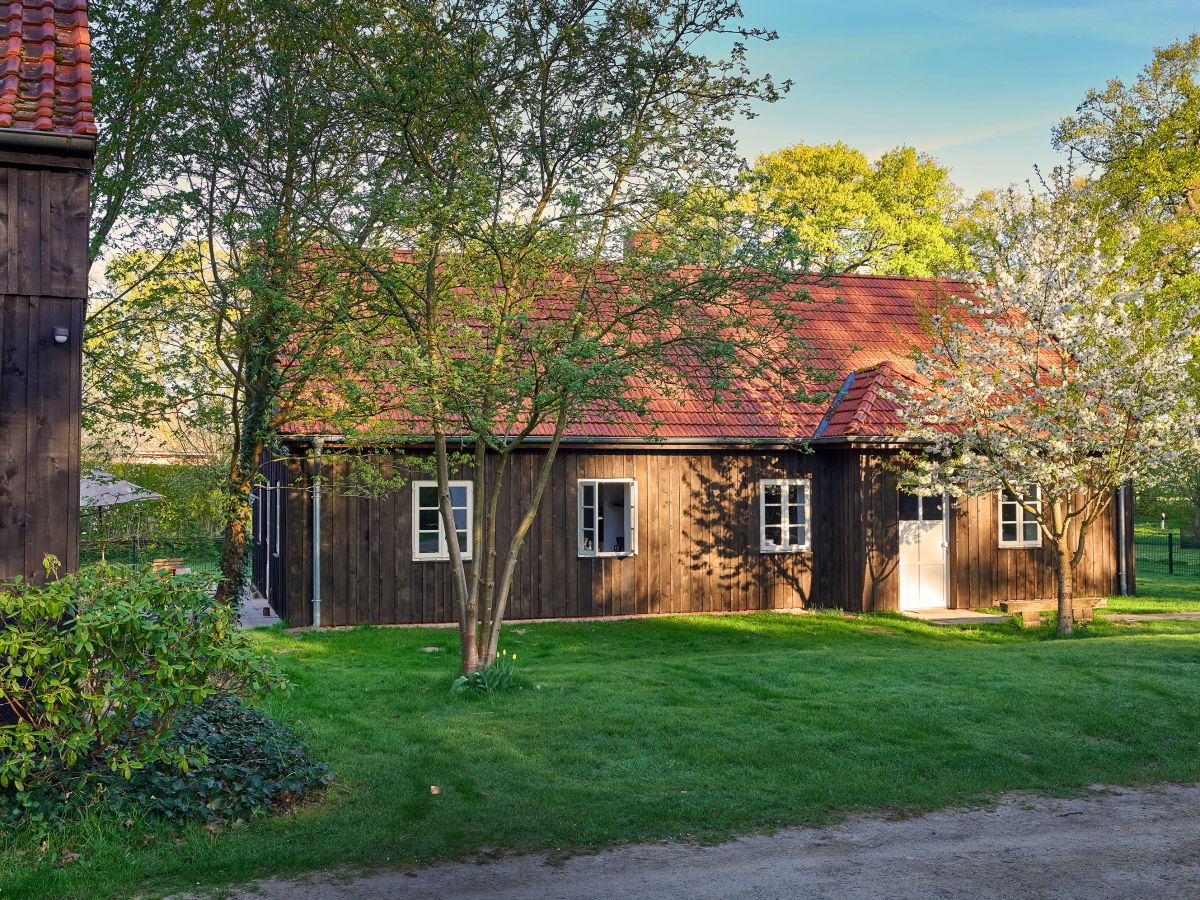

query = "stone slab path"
(213, 783), (1200, 900)
(236, 587), (282, 629)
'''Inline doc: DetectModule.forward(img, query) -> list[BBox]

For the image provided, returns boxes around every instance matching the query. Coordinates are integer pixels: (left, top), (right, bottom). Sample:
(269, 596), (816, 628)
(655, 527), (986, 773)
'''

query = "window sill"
(413, 555), (474, 563)
(760, 546), (811, 554)
(998, 543), (1041, 550)
(578, 552), (637, 559)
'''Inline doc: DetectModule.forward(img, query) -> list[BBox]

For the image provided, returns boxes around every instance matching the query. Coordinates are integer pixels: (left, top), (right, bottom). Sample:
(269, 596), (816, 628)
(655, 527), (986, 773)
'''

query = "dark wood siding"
(0, 153), (90, 584)
(281, 446), (833, 626)
(268, 443), (1133, 625)
(949, 488), (1125, 607)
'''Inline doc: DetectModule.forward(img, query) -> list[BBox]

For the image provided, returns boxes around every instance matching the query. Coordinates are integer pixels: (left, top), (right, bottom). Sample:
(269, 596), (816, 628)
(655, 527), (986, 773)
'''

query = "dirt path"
(217, 783), (1200, 899)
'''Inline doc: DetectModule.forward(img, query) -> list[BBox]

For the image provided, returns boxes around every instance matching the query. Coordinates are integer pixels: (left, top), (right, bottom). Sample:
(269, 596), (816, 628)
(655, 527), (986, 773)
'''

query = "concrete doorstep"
(900, 607), (1007, 626)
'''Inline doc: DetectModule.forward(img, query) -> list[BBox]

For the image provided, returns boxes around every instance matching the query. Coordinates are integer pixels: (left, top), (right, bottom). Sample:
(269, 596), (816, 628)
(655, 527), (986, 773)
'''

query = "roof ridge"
(814, 271), (973, 284)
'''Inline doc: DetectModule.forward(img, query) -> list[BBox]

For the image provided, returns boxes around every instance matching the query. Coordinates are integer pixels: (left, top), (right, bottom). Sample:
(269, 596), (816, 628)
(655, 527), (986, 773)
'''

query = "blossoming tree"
(892, 184), (1199, 635)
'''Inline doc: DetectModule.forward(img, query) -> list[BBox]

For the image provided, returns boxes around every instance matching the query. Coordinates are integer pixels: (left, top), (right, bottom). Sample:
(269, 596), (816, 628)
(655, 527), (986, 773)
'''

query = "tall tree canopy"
(84, 0), (204, 439)
(736, 142), (963, 275)
(1053, 32), (1200, 304)
(88, 0), (388, 602)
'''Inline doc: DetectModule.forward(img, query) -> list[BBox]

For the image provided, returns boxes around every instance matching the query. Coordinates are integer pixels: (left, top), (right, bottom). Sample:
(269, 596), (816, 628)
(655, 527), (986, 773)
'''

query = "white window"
(760, 479), (811, 552)
(578, 478), (637, 557)
(412, 481), (473, 561)
(999, 486), (1042, 548)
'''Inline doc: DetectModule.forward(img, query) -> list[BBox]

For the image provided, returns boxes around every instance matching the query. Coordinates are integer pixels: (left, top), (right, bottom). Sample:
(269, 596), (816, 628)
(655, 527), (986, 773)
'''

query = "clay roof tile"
(0, 0), (92, 135)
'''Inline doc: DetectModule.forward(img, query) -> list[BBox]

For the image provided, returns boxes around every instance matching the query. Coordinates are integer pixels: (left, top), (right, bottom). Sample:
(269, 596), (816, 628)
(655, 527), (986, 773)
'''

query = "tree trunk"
(1053, 536), (1074, 636)
(1192, 501), (1200, 542)
(213, 437), (261, 607)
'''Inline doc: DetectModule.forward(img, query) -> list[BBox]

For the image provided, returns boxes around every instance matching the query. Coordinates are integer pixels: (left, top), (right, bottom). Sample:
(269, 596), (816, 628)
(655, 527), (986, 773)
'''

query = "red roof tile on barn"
(0, 0), (93, 135)
(281, 272), (968, 443)
(818, 361), (911, 437)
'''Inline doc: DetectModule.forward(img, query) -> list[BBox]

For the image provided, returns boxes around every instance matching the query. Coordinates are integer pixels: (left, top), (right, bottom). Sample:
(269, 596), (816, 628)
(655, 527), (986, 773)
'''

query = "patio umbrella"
(80, 470), (163, 561)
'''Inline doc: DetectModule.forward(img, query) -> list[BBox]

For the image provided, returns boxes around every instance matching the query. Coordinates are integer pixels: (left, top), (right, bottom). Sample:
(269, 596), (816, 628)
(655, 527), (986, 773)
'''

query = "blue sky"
(726, 1), (1198, 195)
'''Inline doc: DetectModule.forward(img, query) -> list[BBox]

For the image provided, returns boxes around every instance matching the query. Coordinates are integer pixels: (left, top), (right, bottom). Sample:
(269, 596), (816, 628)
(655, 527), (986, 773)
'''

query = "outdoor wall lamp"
(53, 326), (68, 344)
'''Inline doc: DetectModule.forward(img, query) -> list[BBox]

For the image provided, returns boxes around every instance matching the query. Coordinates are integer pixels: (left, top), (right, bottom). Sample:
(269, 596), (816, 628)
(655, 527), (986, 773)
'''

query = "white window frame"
(759, 478), (811, 553)
(577, 478), (638, 557)
(998, 486), (1042, 548)
(412, 480), (474, 561)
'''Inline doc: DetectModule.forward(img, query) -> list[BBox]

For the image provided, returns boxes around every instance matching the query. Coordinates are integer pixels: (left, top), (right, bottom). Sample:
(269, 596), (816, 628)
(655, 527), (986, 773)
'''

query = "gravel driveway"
(216, 783), (1200, 899)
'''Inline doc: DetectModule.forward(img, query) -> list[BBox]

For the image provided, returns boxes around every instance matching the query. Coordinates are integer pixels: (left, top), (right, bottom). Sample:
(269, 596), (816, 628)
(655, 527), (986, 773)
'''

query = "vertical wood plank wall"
(950, 486), (1124, 607)
(270, 444), (1130, 626)
(0, 154), (90, 584)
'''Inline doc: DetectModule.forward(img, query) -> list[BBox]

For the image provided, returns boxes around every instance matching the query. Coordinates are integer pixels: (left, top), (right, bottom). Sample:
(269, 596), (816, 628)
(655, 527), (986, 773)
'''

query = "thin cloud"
(893, 115), (1055, 154)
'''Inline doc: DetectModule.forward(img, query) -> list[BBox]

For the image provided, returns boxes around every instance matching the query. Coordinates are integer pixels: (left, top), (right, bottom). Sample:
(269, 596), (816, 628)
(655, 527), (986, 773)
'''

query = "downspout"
(1117, 482), (1128, 596)
(311, 437), (324, 628)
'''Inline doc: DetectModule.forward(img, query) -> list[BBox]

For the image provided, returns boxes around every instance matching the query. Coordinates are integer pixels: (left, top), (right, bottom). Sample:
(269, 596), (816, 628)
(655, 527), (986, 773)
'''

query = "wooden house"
(0, 0), (94, 584)
(253, 274), (1135, 626)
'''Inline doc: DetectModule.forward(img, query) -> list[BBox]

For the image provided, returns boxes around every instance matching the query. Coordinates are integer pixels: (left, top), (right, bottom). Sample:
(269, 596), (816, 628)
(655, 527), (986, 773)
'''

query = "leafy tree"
(737, 142), (963, 275)
(83, 1), (206, 442)
(112, 0), (386, 604)
(1052, 33), (1200, 300)
(88, 0), (195, 265)
(1053, 34), (1200, 533)
(329, 0), (815, 673)
(891, 180), (1198, 635)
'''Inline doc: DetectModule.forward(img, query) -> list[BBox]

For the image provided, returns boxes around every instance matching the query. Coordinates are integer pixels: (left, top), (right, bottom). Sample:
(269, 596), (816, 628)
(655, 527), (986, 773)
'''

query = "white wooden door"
(898, 492), (948, 610)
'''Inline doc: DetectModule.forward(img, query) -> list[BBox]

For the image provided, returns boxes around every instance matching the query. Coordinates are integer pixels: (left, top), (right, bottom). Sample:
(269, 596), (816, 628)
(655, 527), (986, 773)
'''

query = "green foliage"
(81, 462), (226, 542)
(1053, 33), (1200, 299)
(332, 0), (813, 674)
(450, 650), (521, 696)
(737, 141), (965, 275)
(100, 693), (332, 824)
(1134, 473), (1200, 523)
(0, 563), (287, 824)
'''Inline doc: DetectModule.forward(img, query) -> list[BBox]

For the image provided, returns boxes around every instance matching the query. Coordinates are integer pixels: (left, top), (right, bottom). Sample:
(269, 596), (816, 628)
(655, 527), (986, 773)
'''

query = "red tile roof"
(282, 272), (969, 443)
(0, 0), (93, 135)
(817, 361), (912, 438)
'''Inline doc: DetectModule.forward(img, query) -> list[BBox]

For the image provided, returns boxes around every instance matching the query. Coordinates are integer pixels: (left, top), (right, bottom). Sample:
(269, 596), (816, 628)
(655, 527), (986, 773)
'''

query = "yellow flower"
(511, 653), (516, 660)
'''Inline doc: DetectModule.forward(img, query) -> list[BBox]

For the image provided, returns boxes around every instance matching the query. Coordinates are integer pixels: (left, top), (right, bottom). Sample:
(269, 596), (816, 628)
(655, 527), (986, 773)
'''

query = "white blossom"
(887, 186), (1198, 625)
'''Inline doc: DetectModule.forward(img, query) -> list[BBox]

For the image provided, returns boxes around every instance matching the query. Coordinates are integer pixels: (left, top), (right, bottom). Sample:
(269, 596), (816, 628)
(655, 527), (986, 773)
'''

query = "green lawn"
(1103, 571), (1200, 613)
(5, 606), (1200, 899)
(1134, 516), (1195, 537)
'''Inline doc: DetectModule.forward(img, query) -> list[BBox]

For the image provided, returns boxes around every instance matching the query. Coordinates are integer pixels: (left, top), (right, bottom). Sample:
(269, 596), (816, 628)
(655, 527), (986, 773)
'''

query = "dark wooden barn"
(0, 1), (94, 584)
(253, 275), (1135, 626)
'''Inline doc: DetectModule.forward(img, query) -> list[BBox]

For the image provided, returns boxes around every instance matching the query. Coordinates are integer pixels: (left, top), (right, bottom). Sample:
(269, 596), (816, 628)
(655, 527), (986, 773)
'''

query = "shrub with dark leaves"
(101, 693), (332, 824)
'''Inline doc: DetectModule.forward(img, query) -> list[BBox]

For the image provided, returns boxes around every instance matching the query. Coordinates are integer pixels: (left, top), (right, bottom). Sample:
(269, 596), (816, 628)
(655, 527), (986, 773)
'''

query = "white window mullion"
(577, 478), (635, 557)
(413, 481), (473, 561)
(759, 478), (811, 554)
(629, 480), (638, 555)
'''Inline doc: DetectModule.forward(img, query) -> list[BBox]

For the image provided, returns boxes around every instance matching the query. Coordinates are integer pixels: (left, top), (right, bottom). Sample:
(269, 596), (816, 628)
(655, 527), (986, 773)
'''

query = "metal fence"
(79, 535), (223, 575)
(1134, 532), (1200, 576)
